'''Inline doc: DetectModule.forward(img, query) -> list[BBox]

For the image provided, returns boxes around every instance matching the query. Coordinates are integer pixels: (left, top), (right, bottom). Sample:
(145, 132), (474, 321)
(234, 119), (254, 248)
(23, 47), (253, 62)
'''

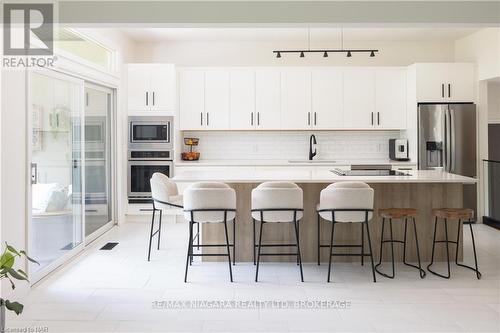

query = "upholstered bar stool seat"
(252, 182), (304, 282)
(316, 181), (376, 283)
(427, 208), (481, 279)
(375, 208), (426, 279)
(148, 173), (184, 261)
(183, 182), (237, 282)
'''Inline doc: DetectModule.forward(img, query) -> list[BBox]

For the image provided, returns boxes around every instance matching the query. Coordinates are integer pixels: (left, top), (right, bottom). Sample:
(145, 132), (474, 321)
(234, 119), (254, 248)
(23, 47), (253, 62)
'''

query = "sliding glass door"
(29, 71), (85, 279)
(84, 84), (114, 239)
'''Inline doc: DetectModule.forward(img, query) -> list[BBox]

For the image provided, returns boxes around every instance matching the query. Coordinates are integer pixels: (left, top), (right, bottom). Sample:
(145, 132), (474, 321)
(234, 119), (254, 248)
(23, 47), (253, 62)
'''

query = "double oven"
(128, 116), (173, 203)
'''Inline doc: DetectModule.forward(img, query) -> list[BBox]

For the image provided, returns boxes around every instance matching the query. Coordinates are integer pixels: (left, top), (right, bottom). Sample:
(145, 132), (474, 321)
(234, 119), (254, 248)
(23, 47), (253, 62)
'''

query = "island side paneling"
(200, 182), (463, 262)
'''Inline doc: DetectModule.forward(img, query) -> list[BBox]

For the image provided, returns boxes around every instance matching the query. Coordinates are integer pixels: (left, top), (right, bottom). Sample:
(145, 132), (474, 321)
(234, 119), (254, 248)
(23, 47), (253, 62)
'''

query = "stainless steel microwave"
(128, 116), (173, 150)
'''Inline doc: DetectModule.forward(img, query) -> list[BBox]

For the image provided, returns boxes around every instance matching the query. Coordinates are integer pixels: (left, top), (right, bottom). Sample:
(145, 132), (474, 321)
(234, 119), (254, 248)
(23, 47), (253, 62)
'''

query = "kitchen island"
(173, 169), (476, 263)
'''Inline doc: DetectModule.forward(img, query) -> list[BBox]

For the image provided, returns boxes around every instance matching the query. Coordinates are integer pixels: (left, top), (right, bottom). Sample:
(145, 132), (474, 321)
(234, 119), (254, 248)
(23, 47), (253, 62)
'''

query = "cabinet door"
(416, 63), (451, 103)
(205, 70), (230, 130)
(150, 64), (175, 111)
(311, 69), (343, 129)
(280, 69), (311, 130)
(255, 69), (281, 130)
(447, 64), (474, 102)
(343, 69), (375, 129)
(375, 68), (406, 129)
(229, 69), (255, 130)
(127, 65), (151, 110)
(179, 69), (205, 130)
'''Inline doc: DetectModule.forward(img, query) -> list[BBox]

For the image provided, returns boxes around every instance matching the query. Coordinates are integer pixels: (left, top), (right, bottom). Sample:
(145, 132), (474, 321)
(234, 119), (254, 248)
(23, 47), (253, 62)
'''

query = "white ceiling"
(120, 27), (479, 43)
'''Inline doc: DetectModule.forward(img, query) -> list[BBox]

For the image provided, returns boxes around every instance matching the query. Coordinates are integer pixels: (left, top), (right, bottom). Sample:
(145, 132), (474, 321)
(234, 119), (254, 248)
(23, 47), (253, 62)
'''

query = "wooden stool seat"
(432, 208), (474, 220)
(379, 208), (418, 219)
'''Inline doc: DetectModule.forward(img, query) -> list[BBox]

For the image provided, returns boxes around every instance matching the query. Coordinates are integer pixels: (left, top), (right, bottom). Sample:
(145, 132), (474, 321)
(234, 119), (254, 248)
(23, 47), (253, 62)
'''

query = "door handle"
(314, 112), (317, 126)
(251, 112), (254, 126)
(86, 92), (89, 106)
(308, 112), (311, 126)
(146, 92), (149, 106)
(31, 163), (37, 184)
(152, 92), (155, 106)
(441, 84), (445, 98)
(257, 112), (260, 126)
(448, 84), (451, 98)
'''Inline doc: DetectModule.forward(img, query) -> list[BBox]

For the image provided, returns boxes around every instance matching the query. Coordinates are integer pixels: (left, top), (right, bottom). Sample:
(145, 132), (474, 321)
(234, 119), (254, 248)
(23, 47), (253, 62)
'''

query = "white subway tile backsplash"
(182, 131), (401, 161)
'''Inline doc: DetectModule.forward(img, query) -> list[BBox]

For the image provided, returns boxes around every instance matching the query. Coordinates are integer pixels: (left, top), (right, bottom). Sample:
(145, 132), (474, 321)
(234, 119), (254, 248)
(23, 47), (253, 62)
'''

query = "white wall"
(455, 28), (500, 81)
(134, 40), (455, 66)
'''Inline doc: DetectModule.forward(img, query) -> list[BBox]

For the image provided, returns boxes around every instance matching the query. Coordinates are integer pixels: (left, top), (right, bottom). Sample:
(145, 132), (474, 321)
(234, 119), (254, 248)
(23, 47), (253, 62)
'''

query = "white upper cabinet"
(415, 63), (474, 103)
(375, 68), (407, 129)
(343, 69), (376, 129)
(255, 69), (281, 130)
(179, 69), (205, 130)
(204, 70), (230, 130)
(128, 64), (175, 112)
(311, 69), (343, 129)
(230, 69), (256, 130)
(280, 69), (312, 130)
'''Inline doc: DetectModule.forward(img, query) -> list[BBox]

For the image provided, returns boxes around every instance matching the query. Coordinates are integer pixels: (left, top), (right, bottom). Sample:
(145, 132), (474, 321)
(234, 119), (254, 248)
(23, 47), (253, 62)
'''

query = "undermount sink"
(288, 159), (337, 164)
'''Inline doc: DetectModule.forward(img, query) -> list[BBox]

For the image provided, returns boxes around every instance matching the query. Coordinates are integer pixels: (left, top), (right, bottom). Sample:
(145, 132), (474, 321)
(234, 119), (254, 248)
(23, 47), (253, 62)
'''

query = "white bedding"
(32, 183), (70, 213)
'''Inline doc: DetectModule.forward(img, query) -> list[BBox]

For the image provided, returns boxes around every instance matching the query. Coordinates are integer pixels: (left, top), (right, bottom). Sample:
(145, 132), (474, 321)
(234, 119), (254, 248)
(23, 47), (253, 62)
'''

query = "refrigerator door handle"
(449, 109), (455, 173)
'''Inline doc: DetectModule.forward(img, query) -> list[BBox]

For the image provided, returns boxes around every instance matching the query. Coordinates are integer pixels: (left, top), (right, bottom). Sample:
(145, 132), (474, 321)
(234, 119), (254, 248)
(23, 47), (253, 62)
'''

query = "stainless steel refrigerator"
(418, 103), (477, 215)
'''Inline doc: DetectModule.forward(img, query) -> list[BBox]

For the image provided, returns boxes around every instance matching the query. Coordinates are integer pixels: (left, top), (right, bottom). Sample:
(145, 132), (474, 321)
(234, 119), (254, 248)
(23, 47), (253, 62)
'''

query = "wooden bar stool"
(375, 208), (426, 279)
(427, 208), (481, 279)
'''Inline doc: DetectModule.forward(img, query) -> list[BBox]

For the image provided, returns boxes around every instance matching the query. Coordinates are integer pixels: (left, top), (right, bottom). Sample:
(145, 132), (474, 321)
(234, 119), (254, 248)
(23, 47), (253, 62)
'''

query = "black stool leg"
(361, 223), (364, 266)
(157, 210), (162, 250)
(375, 218), (395, 279)
(233, 218), (236, 265)
(427, 218), (451, 279)
(364, 220), (377, 283)
(317, 213), (321, 266)
(253, 218), (256, 265)
(196, 222), (200, 250)
(255, 221), (264, 282)
(223, 219), (233, 282)
(147, 209), (156, 261)
(296, 222), (300, 265)
(327, 221), (335, 283)
(455, 220), (482, 279)
(184, 221), (193, 282)
(402, 217), (426, 278)
(294, 219), (304, 282)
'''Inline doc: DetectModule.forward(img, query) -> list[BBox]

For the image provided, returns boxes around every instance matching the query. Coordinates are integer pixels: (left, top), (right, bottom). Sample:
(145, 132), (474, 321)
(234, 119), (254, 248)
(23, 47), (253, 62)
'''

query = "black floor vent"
(100, 242), (118, 250)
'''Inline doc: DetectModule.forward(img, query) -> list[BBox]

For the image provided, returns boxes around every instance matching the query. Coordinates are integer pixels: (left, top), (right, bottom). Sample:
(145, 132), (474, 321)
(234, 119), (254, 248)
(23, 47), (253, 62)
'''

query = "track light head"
(370, 51), (375, 57)
(346, 51), (352, 57)
(323, 51), (328, 58)
(300, 51), (305, 58)
(276, 51), (281, 58)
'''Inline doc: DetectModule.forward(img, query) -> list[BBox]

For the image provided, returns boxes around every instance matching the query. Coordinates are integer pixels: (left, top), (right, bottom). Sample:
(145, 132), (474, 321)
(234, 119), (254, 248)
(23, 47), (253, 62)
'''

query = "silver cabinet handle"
(207, 112), (209, 126)
(86, 92), (89, 106)
(200, 112), (203, 126)
(314, 112), (317, 126)
(441, 84), (445, 98)
(377, 112), (380, 126)
(448, 84), (451, 98)
(308, 112), (311, 126)
(371, 112), (374, 125)
(152, 92), (155, 106)
(251, 112), (254, 126)
(56, 113), (59, 127)
(257, 112), (260, 126)
(146, 92), (149, 106)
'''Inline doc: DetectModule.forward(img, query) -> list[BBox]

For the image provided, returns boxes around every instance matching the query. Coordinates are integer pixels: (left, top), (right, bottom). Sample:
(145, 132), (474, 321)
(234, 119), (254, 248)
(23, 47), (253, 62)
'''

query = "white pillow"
(45, 185), (69, 212)
(32, 183), (69, 212)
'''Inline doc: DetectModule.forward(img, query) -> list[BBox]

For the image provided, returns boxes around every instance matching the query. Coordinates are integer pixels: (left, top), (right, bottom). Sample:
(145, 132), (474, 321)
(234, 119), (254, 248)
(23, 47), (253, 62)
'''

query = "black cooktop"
(331, 168), (410, 176)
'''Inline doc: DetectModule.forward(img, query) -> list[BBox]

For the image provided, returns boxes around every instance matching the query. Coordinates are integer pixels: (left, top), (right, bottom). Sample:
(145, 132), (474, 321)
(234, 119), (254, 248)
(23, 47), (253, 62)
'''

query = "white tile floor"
(7, 219), (500, 333)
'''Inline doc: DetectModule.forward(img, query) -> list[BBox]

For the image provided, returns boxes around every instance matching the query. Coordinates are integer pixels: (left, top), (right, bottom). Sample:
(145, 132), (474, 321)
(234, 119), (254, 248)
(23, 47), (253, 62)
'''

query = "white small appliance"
(389, 139), (409, 161)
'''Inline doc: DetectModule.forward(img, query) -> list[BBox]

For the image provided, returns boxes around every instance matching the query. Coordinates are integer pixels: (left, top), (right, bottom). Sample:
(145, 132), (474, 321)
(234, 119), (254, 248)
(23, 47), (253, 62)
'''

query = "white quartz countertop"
(174, 159), (417, 167)
(173, 169), (476, 184)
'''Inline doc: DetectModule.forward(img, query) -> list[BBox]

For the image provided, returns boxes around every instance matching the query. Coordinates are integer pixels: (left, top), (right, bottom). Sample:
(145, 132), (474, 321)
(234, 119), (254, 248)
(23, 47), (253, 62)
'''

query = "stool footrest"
(259, 252), (299, 256)
(319, 244), (362, 248)
(254, 243), (298, 247)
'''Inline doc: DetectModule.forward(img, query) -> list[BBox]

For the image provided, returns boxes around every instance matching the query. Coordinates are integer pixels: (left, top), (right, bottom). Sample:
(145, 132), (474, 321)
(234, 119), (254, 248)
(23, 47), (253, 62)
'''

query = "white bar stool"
(251, 182), (304, 282)
(183, 182), (236, 282)
(316, 181), (376, 282)
(148, 173), (183, 261)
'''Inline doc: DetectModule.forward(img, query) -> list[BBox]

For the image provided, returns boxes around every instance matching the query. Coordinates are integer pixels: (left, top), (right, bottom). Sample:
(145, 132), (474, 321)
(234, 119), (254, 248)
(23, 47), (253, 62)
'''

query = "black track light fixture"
(323, 51), (328, 58)
(276, 51), (281, 58)
(370, 50), (375, 57)
(346, 51), (352, 57)
(300, 51), (305, 58)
